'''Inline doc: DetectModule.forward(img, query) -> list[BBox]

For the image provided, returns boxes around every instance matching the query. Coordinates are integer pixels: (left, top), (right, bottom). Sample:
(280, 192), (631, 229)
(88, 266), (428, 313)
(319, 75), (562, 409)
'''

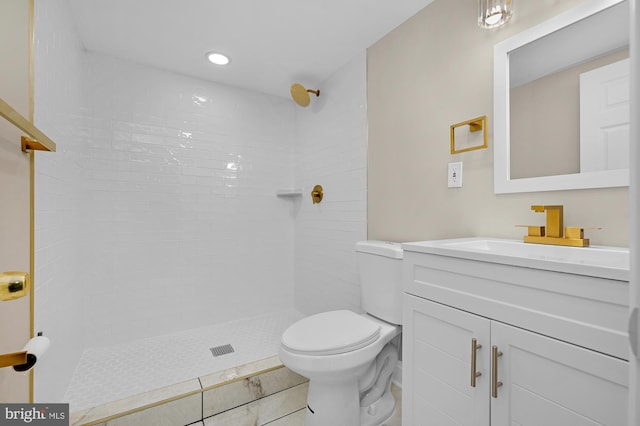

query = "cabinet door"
(490, 321), (628, 426)
(403, 294), (491, 426)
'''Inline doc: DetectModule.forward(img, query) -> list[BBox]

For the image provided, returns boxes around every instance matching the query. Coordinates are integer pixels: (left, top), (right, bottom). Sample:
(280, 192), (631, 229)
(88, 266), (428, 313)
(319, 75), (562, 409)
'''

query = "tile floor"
(71, 370), (402, 425)
(65, 309), (305, 411)
(199, 384), (402, 426)
(70, 357), (310, 425)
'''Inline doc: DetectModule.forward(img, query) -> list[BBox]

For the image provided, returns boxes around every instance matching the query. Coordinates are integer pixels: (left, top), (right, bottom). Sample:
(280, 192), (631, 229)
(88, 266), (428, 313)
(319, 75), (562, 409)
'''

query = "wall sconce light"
(478, 0), (513, 29)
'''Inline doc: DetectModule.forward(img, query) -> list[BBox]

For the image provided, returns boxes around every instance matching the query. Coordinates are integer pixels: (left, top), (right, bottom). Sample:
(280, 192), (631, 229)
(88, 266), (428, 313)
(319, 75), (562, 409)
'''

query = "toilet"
(279, 241), (403, 426)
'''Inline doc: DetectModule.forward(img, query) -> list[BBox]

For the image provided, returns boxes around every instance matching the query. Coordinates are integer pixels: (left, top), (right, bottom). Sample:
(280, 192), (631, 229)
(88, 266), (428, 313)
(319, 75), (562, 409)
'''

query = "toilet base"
(304, 380), (396, 426)
(360, 389), (396, 426)
(305, 379), (360, 426)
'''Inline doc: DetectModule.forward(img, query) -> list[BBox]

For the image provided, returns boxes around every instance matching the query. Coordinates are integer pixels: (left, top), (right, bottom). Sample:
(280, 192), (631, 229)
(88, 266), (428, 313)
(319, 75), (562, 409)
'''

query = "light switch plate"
(448, 162), (463, 188)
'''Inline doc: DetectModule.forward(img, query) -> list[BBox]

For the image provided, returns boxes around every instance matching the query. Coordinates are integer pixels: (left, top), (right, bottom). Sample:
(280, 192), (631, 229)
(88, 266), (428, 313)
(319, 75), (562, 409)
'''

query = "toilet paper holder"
(0, 332), (48, 371)
(0, 350), (27, 369)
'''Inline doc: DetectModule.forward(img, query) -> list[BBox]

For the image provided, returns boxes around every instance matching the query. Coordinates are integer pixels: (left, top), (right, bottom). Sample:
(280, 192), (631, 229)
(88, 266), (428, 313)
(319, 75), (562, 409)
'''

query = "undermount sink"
(402, 237), (629, 281)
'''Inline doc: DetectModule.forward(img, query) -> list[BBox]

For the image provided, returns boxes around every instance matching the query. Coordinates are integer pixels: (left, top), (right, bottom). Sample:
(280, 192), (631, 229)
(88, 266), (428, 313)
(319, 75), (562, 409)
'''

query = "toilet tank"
(356, 240), (403, 325)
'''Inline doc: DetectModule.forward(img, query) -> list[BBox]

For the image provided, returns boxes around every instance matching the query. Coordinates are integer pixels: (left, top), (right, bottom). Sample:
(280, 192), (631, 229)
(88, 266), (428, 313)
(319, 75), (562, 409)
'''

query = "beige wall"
(0, 0), (33, 402)
(367, 0), (629, 247)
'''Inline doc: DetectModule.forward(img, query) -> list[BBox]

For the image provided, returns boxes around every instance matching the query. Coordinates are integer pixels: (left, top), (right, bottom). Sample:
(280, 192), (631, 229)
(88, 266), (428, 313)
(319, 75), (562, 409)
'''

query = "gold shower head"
(290, 83), (320, 107)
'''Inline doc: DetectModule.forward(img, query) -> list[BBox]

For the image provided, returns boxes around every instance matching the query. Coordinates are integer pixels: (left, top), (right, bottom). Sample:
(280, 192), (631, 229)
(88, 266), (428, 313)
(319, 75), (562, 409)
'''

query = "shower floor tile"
(64, 309), (304, 411)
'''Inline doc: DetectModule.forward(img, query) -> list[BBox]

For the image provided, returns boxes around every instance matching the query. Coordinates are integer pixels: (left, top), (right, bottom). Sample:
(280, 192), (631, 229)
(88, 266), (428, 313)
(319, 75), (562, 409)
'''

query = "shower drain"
(210, 344), (235, 357)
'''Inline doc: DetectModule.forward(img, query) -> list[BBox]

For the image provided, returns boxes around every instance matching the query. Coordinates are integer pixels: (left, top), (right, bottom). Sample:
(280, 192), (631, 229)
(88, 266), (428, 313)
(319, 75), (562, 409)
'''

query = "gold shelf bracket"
(0, 96), (56, 152)
(21, 136), (50, 153)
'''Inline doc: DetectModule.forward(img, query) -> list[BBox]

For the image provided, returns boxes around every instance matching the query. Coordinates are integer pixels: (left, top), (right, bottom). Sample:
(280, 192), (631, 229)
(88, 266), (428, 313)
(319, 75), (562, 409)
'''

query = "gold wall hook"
(311, 185), (323, 204)
(0, 271), (29, 301)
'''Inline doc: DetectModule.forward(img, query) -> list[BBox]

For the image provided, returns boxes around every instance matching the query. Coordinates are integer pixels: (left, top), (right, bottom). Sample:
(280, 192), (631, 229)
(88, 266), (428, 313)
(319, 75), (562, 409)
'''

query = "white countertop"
(402, 237), (630, 281)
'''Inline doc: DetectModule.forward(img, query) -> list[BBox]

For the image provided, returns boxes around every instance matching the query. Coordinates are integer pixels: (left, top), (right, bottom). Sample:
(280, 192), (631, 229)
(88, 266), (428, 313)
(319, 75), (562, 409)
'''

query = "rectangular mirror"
(493, 0), (630, 193)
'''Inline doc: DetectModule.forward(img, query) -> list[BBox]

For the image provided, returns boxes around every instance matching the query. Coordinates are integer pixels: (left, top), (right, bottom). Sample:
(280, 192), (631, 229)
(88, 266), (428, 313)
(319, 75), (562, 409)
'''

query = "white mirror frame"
(494, 0), (630, 194)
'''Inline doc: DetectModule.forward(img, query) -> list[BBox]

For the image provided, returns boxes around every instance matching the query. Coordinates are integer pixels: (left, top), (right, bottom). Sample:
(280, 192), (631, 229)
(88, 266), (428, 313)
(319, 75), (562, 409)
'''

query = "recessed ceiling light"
(206, 52), (230, 66)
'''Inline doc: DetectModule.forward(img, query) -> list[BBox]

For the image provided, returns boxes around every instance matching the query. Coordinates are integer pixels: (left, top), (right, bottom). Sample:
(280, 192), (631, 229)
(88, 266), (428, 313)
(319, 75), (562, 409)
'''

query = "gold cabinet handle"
(491, 345), (503, 398)
(470, 338), (482, 387)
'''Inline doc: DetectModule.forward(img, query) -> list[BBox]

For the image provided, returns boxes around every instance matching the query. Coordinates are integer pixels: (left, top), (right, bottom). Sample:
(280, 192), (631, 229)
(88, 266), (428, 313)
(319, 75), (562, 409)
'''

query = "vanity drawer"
(403, 250), (630, 360)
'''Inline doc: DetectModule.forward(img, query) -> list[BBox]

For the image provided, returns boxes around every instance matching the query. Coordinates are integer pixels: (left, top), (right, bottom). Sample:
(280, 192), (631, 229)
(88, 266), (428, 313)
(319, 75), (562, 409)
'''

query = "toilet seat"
(281, 310), (381, 356)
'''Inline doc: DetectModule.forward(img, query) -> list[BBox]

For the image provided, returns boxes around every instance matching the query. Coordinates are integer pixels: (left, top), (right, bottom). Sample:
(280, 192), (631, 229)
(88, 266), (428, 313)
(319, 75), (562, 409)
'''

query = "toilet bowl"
(279, 310), (400, 426)
(279, 241), (404, 426)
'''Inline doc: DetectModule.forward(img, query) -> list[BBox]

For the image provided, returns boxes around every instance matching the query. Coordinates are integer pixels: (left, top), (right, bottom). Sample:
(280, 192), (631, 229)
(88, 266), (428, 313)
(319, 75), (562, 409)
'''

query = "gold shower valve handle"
(311, 185), (324, 204)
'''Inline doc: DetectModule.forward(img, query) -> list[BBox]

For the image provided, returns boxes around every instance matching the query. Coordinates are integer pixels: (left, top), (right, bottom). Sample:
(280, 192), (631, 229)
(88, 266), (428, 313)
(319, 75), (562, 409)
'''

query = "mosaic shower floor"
(64, 309), (304, 411)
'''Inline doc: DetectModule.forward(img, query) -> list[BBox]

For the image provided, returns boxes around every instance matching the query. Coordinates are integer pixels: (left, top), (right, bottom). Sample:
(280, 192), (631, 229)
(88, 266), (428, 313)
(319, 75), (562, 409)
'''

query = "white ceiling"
(68, 0), (434, 99)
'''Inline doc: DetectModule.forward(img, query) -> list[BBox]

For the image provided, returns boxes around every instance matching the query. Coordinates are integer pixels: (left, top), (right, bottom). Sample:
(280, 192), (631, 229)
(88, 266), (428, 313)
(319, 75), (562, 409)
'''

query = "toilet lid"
(281, 310), (381, 356)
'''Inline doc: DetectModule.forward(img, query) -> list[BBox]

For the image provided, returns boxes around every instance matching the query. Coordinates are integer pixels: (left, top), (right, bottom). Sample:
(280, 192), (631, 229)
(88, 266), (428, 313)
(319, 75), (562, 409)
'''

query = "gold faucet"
(531, 205), (563, 237)
(523, 205), (590, 247)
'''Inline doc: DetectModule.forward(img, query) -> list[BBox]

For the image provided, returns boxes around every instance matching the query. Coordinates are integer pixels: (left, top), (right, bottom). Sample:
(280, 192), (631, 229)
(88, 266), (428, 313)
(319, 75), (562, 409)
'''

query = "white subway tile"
(34, 0), (367, 406)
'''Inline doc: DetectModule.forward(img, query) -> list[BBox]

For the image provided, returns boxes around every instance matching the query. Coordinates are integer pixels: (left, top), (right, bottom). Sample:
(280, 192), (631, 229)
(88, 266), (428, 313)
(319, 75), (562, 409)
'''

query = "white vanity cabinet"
(401, 242), (629, 426)
(403, 295), (490, 425)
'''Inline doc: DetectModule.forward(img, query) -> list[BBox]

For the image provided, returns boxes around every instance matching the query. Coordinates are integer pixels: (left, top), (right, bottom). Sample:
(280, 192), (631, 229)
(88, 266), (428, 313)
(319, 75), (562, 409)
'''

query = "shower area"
(31, 0), (368, 413)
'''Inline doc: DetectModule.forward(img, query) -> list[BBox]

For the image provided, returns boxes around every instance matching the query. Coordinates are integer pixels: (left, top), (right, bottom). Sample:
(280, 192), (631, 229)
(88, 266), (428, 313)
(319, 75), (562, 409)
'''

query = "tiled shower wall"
(293, 53), (368, 315)
(32, 0), (368, 404)
(80, 53), (297, 347)
(33, 0), (87, 403)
